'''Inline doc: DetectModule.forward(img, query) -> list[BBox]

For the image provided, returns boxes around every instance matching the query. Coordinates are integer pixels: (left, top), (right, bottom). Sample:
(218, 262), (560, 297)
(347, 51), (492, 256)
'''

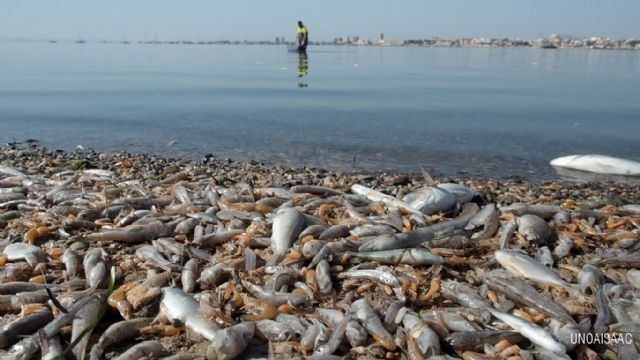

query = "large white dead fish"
(494, 250), (567, 287)
(351, 184), (422, 216)
(550, 155), (640, 176)
(270, 208), (305, 257)
(401, 187), (456, 215)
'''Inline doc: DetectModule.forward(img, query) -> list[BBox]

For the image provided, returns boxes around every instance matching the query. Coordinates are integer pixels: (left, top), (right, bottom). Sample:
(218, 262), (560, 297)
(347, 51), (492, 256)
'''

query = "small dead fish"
(494, 250), (567, 287)
(316, 260), (333, 295)
(440, 280), (491, 309)
(136, 245), (175, 271)
(87, 222), (170, 243)
(62, 249), (81, 278)
(270, 208), (305, 257)
(484, 273), (575, 324)
(501, 203), (562, 219)
(255, 319), (294, 342)
(351, 184), (422, 217)
(90, 317), (153, 360)
(346, 248), (444, 266)
(0, 307), (53, 348)
(207, 322), (254, 360)
(403, 312), (441, 357)
(160, 287), (219, 341)
(291, 185), (344, 197)
(315, 311), (351, 355)
(2, 243), (46, 266)
(83, 248), (108, 289)
(487, 308), (566, 354)
(517, 214), (552, 242)
(71, 297), (102, 360)
(114, 340), (165, 360)
(358, 228), (440, 252)
(351, 298), (396, 351)
(626, 269), (640, 289)
(241, 280), (307, 307)
(498, 221), (516, 249)
(577, 264), (605, 292)
(338, 268), (404, 302)
(553, 232), (573, 259)
(446, 330), (524, 352)
(182, 259), (199, 293)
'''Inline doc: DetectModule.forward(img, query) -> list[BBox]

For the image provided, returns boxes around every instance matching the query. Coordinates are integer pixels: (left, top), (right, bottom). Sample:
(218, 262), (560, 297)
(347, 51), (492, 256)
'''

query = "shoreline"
(2, 146), (640, 203)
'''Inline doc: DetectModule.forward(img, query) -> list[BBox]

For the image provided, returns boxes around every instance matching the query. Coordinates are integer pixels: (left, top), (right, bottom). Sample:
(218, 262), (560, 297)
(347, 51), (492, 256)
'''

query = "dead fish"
(403, 312), (441, 357)
(500, 203), (562, 219)
(517, 214), (552, 242)
(358, 228), (440, 252)
(71, 297), (102, 360)
(316, 260), (333, 295)
(465, 204), (499, 240)
(270, 208), (305, 257)
(291, 185), (344, 197)
(182, 259), (199, 293)
(83, 248), (108, 289)
(484, 272), (576, 324)
(351, 298), (396, 351)
(315, 311), (351, 355)
(401, 187), (456, 215)
(346, 248), (444, 266)
(2, 243), (46, 266)
(241, 280), (307, 307)
(437, 183), (476, 204)
(62, 249), (82, 278)
(338, 268), (404, 302)
(90, 317), (153, 360)
(136, 245), (175, 271)
(255, 319), (294, 342)
(207, 322), (254, 360)
(87, 222), (170, 243)
(160, 287), (219, 341)
(486, 308), (566, 354)
(301, 319), (326, 352)
(498, 220), (516, 249)
(6, 296), (95, 360)
(114, 340), (165, 360)
(553, 232), (573, 259)
(0, 307), (53, 348)
(194, 230), (244, 248)
(319, 224), (351, 240)
(626, 269), (640, 289)
(494, 250), (567, 287)
(446, 330), (524, 352)
(351, 184), (422, 216)
(577, 264), (605, 292)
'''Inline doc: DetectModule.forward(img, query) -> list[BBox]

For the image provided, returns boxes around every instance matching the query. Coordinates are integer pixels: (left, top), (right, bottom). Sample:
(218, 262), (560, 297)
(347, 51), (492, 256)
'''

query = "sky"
(1, 0), (638, 42)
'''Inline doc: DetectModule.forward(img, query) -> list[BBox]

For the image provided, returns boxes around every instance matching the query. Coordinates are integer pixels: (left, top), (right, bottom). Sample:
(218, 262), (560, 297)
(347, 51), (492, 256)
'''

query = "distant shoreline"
(2, 37), (639, 50)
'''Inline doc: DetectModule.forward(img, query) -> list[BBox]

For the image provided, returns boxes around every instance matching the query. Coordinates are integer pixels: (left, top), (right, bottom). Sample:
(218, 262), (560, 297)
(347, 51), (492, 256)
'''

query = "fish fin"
(420, 167), (435, 186)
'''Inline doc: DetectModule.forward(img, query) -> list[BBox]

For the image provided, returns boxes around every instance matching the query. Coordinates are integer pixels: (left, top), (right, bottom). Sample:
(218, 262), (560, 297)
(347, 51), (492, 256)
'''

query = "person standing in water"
(297, 21), (308, 51)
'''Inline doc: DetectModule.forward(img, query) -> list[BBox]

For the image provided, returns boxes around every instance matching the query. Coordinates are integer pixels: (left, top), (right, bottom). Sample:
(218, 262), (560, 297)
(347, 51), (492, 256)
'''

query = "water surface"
(1, 43), (639, 179)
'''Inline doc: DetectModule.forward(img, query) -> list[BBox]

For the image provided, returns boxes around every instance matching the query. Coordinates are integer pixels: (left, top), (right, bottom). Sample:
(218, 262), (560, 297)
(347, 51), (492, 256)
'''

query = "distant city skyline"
(1, 1), (639, 42)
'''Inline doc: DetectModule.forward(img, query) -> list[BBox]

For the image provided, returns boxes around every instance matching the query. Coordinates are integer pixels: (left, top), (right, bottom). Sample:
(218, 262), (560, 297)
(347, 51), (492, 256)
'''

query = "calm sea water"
(1, 43), (639, 180)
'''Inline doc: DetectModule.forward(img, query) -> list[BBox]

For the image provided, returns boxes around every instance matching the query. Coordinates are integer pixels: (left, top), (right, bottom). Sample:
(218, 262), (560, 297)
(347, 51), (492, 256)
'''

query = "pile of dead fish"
(1, 147), (640, 360)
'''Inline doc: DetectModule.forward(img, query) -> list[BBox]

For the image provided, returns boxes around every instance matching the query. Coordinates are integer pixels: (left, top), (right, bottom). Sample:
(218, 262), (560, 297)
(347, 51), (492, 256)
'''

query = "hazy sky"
(1, 0), (638, 41)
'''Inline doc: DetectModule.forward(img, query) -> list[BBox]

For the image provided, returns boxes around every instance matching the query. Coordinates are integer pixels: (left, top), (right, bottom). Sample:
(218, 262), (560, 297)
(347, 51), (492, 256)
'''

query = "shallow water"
(1, 43), (639, 180)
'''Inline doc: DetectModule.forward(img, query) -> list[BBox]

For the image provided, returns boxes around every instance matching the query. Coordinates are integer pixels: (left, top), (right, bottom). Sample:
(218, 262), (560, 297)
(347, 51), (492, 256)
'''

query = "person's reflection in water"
(297, 51), (309, 88)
